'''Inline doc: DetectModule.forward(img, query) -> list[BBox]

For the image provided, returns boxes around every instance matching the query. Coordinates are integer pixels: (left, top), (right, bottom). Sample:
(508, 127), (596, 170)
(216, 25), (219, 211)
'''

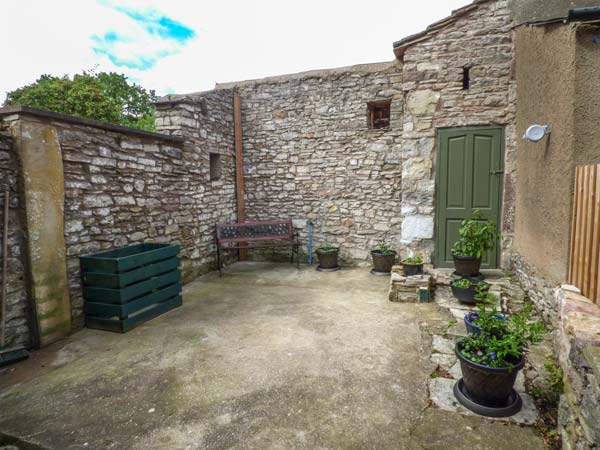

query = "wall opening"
(367, 100), (391, 129)
(209, 153), (221, 181)
(462, 67), (471, 90)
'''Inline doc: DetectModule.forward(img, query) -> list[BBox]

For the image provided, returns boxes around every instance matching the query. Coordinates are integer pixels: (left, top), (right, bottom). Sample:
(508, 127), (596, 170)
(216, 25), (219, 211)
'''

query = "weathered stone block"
(389, 272), (434, 303)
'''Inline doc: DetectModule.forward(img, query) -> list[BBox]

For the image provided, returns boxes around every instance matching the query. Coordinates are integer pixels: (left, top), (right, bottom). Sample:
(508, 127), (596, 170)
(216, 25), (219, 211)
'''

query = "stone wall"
(0, 102), (237, 331)
(398, 0), (516, 265)
(554, 286), (600, 450)
(0, 125), (32, 348)
(154, 89), (238, 273)
(216, 63), (405, 264)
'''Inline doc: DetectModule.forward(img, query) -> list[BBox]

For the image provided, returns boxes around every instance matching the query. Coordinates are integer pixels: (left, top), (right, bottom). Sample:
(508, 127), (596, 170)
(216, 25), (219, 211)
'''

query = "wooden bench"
(215, 219), (300, 275)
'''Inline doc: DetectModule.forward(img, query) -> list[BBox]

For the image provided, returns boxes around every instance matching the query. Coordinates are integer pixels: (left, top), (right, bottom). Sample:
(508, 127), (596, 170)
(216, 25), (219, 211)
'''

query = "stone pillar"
(11, 120), (71, 347)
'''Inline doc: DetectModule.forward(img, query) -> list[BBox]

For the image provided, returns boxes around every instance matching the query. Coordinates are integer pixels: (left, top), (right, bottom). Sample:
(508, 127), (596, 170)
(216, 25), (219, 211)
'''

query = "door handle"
(490, 170), (504, 175)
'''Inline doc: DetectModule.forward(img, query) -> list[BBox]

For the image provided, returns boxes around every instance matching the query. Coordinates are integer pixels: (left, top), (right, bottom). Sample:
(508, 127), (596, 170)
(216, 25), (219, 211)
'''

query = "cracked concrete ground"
(0, 263), (547, 449)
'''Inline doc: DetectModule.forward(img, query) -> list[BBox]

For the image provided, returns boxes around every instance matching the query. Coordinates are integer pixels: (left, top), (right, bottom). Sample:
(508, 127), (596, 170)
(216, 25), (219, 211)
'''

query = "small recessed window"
(462, 67), (471, 90)
(367, 100), (391, 129)
(209, 153), (221, 181)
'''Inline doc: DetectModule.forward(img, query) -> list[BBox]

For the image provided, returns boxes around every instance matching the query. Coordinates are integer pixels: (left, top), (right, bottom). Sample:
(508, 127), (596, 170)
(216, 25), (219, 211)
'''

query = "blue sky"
(0, 0), (469, 99)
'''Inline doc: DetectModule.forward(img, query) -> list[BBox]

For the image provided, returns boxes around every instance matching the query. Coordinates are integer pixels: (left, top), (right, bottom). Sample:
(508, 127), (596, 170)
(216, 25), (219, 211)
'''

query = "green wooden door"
(435, 127), (504, 268)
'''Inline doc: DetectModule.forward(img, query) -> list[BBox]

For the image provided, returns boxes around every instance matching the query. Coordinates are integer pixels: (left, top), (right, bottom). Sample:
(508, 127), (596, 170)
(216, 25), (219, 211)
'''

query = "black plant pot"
(316, 249), (339, 270)
(455, 342), (525, 407)
(451, 284), (477, 304)
(453, 255), (482, 277)
(464, 312), (507, 336)
(451, 280), (489, 304)
(371, 251), (396, 274)
(401, 263), (424, 276)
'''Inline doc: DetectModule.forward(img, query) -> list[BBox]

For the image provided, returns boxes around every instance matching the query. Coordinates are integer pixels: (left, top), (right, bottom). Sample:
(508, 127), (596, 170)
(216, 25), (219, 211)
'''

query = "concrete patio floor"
(0, 263), (547, 450)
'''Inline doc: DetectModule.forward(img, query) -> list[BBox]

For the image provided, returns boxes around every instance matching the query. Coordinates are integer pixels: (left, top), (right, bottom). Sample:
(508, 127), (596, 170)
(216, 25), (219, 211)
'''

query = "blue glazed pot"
(464, 312), (507, 336)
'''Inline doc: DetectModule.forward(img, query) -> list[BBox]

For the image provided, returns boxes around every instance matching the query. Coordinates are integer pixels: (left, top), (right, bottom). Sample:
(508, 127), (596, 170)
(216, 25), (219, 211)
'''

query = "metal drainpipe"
(308, 221), (313, 265)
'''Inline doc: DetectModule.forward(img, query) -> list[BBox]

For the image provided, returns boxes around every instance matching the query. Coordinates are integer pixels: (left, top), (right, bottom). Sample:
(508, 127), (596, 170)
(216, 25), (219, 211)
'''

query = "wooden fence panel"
(569, 164), (600, 304)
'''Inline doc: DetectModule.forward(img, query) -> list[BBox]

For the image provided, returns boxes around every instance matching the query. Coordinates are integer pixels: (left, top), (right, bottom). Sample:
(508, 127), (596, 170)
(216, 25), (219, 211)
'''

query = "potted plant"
(450, 278), (489, 304)
(400, 256), (424, 276)
(371, 241), (397, 275)
(454, 294), (544, 416)
(464, 311), (507, 337)
(452, 211), (498, 277)
(315, 246), (340, 271)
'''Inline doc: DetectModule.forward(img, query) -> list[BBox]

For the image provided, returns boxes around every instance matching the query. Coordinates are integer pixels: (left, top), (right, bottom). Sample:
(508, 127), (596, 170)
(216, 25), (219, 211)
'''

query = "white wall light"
(523, 124), (551, 143)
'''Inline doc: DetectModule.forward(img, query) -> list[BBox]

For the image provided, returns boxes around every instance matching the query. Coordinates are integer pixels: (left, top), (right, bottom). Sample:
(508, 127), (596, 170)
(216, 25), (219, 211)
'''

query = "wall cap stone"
(0, 105), (184, 145)
(211, 61), (397, 90)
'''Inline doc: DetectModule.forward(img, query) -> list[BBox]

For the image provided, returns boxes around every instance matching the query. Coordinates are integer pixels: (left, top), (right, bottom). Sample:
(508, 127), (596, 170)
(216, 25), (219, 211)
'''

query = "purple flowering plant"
(458, 292), (544, 368)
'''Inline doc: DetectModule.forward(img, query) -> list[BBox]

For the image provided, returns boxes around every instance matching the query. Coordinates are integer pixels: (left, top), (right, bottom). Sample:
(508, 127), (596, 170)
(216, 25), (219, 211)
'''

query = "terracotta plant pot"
(316, 249), (339, 269)
(371, 251), (397, 274)
(456, 342), (525, 407)
(453, 254), (482, 277)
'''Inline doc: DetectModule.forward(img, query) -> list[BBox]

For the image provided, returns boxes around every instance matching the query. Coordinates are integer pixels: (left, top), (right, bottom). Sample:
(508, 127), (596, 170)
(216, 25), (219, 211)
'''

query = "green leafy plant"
(452, 211), (499, 259)
(532, 356), (564, 404)
(458, 294), (544, 368)
(545, 359), (564, 398)
(316, 246), (338, 254)
(401, 256), (423, 265)
(452, 278), (472, 289)
(4, 70), (158, 131)
(373, 240), (396, 256)
(474, 282), (491, 299)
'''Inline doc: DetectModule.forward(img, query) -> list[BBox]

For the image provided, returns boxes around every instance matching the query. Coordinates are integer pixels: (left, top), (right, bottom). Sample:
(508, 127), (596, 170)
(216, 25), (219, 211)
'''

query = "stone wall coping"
(155, 88), (233, 107)
(0, 105), (184, 145)
(212, 61), (397, 90)
(393, 0), (491, 58)
(559, 286), (600, 345)
(157, 61), (396, 105)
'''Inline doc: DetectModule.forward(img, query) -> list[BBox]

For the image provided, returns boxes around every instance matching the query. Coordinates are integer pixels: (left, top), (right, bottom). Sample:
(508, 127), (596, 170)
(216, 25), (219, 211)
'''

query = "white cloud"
(0, 0), (470, 100)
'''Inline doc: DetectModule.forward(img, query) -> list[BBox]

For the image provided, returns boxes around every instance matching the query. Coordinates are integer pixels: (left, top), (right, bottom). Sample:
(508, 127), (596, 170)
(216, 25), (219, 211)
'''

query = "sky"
(1, 0), (469, 101)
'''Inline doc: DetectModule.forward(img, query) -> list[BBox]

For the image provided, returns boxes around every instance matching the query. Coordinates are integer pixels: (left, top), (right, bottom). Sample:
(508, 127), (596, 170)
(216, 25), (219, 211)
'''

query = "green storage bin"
(80, 243), (182, 333)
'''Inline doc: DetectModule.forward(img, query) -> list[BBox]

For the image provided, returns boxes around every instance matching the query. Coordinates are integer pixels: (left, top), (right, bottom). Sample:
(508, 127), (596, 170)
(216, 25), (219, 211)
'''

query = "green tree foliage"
(4, 71), (157, 131)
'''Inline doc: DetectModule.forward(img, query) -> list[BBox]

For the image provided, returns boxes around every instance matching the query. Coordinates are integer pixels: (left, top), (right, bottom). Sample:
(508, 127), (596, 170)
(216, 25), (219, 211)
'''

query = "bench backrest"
(216, 219), (293, 244)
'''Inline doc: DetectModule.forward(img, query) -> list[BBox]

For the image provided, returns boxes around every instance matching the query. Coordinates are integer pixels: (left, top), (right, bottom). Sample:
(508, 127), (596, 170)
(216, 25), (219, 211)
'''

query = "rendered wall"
(510, 0), (600, 25)
(513, 24), (577, 297)
(513, 23), (600, 318)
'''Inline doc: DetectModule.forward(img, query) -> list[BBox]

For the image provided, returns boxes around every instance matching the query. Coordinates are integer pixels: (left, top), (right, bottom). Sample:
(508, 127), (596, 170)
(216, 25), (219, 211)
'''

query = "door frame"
(433, 125), (505, 268)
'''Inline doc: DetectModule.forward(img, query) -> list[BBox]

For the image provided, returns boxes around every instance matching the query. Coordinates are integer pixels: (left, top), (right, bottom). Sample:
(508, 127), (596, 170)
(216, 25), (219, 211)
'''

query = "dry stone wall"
(1, 99), (237, 330)
(155, 89), (238, 264)
(399, 0), (516, 264)
(217, 63), (405, 264)
(0, 126), (31, 347)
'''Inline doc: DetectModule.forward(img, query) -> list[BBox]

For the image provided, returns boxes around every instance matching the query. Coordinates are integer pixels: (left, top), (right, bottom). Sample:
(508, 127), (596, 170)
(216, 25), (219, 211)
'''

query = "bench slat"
(217, 219), (294, 243)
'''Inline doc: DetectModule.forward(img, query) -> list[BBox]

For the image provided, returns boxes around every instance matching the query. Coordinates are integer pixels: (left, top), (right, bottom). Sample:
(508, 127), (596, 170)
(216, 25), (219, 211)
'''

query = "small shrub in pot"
(400, 256), (424, 276)
(315, 246), (339, 269)
(456, 293), (544, 409)
(451, 278), (489, 305)
(464, 311), (507, 337)
(371, 241), (397, 274)
(452, 211), (498, 277)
